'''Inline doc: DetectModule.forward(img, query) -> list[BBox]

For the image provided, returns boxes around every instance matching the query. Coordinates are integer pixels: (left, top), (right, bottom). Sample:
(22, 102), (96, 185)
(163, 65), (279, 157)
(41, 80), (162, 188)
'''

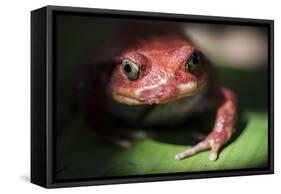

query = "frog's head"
(108, 36), (208, 105)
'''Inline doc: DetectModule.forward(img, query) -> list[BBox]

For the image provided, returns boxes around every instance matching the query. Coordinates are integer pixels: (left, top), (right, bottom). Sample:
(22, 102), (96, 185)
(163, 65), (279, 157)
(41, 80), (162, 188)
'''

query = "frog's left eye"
(122, 59), (140, 80)
(185, 52), (200, 72)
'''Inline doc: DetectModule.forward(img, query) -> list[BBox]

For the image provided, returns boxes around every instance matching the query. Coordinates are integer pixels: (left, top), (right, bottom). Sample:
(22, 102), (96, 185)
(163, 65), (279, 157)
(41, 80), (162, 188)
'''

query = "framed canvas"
(31, 5), (274, 188)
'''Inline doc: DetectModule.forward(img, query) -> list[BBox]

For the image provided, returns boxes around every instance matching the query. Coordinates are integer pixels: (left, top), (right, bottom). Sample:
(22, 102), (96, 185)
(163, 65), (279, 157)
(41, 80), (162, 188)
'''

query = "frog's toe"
(130, 130), (148, 139)
(119, 129), (151, 139)
(175, 142), (209, 160)
(209, 143), (220, 161)
(110, 138), (132, 149)
(175, 140), (222, 161)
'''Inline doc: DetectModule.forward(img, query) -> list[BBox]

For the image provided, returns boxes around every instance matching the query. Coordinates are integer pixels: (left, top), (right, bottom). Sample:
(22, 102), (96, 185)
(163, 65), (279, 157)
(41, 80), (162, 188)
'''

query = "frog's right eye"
(122, 59), (140, 80)
(185, 52), (200, 72)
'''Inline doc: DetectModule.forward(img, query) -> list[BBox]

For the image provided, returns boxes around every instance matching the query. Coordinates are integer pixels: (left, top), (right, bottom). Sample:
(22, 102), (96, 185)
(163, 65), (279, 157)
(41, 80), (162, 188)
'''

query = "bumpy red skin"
(108, 36), (237, 161)
(204, 88), (236, 160)
(208, 89), (236, 144)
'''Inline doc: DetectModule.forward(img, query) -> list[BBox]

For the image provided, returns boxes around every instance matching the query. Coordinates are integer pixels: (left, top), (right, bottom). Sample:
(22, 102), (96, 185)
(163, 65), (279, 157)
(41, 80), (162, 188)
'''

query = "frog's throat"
(110, 81), (207, 105)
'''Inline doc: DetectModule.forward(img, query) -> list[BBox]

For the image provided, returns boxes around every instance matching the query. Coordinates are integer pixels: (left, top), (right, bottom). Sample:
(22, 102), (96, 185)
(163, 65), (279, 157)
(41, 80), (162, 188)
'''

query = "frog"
(105, 35), (237, 161)
(75, 31), (236, 162)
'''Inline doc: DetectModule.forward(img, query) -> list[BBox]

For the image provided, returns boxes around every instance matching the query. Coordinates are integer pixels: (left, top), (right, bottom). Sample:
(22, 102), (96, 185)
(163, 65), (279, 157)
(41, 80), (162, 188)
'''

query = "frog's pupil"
(186, 52), (200, 72)
(188, 61), (196, 71)
(192, 53), (199, 64)
(124, 63), (132, 73)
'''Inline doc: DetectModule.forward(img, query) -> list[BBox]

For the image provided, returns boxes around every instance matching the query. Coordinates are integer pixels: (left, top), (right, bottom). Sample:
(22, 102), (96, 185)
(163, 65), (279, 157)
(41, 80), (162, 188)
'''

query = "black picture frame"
(31, 5), (274, 188)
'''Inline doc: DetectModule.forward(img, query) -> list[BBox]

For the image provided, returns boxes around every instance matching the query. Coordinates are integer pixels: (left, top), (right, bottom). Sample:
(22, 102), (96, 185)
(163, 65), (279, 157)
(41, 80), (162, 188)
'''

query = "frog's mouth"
(110, 81), (206, 105)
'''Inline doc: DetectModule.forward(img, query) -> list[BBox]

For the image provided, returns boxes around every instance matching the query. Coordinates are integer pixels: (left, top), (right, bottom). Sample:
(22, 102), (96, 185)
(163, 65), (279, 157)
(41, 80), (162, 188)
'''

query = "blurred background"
(54, 14), (269, 180)
(184, 23), (268, 68)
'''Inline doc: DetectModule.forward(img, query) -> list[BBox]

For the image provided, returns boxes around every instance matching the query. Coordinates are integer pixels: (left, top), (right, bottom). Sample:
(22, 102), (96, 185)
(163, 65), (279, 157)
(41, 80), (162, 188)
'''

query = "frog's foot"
(109, 138), (132, 149)
(174, 137), (222, 161)
(175, 88), (237, 161)
(105, 129), (150, 149)
(119, 129), (150, 139)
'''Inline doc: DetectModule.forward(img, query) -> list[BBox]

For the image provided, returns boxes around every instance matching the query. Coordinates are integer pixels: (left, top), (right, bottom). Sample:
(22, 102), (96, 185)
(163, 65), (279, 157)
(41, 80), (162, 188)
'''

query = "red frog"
(105, 35), (237, 161)
(76, 24), (237, 162)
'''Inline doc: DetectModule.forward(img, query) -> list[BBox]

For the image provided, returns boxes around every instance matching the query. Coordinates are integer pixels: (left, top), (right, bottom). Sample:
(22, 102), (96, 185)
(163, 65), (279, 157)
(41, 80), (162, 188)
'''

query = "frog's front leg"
(175, 88), (237, 161)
